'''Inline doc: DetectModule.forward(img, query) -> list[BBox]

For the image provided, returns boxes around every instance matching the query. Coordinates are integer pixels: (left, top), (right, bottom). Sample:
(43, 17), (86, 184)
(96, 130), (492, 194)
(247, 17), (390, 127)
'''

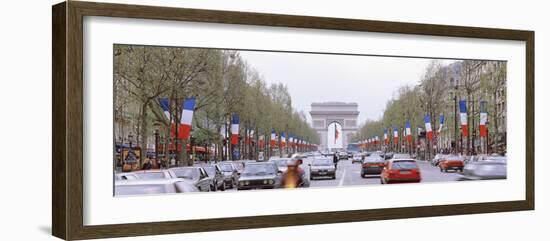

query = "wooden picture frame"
(52, 1), (534, 240)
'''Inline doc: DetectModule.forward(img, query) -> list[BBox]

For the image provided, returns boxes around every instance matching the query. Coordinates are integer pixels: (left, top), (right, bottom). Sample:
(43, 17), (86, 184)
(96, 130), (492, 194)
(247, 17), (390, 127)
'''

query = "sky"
(239, 50), (454, 126)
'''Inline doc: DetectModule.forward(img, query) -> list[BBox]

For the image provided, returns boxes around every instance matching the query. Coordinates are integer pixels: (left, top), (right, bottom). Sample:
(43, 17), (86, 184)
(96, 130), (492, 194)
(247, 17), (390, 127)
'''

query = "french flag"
(289, 135), (294, 149)
(383, 129), (388, 145)
(230, 114), (239, 145)
(158, 98), (175, 137)
(179, 98), (195, 139)
(280, 132), (286, 148)
(424, 114), (433, 141)
(393, 127), (399, 145)
(438, 114), (445, 134)
(459, 100), (468, 137)
(405, 120), (412, 143)
(270, 129), (277, 147)
(479, 101), (488, 137)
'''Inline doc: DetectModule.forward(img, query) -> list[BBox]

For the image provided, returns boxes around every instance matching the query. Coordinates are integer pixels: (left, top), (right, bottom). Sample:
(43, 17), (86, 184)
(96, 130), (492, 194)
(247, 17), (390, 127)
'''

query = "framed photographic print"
(52, 1), (534, 240)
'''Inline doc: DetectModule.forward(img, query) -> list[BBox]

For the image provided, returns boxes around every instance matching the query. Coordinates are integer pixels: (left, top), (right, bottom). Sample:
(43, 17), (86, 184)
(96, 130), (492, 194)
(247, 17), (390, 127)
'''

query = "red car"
(380, 159), (421, 184)
(439, 155), (464, 172)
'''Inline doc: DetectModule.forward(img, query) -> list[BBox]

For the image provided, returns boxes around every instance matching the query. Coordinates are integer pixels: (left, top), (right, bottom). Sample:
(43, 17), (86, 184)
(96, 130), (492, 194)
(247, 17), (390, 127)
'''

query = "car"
(309, 157), (336, 180)
(459, 156), (507, 180)
(380, 159), (421, 184)
(383, 152), (394, 160)
(351, 153), (364, 164)
(169, 167), (212, 192)
(114, 178), (198, 196)
(337, 151), (348, 160)
(431, 154), (447, 166)
(117, 169), (176, 180)
(115, 172), (139, 180)
(198, 164), (226, 191)
(217, 162), (239, 189)
(439, 155), (465, 172)
(237, 162), (280, 190)
(361, 155), (386, 177)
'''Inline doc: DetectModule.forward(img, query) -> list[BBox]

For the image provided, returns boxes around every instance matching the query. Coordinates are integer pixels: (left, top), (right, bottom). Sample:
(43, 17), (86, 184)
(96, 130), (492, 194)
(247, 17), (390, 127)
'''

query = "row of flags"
(359, 100), (489, 147)
(158, 98), (314, 149)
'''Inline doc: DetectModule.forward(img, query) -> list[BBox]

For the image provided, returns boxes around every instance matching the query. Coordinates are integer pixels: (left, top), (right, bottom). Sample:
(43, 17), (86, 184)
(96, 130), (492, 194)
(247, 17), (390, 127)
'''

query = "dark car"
(237, 162), (280, 190)
(309, 157), (336, 180)
(459, 156), (507, 180)
(218, 162), (239, 189)
(199, 164), (226, 191)
(361, 155), (386, 177)
(383, 152), (394, 160)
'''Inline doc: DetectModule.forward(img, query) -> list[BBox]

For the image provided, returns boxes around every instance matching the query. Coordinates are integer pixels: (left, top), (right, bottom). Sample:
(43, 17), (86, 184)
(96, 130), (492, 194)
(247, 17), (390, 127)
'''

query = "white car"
(351, 153), (363, 164)
(115, 178), (199, 196)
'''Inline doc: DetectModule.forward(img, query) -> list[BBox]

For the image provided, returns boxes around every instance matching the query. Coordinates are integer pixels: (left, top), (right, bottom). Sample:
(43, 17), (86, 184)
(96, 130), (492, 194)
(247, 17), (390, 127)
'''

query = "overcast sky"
(239, 50), (454, 126)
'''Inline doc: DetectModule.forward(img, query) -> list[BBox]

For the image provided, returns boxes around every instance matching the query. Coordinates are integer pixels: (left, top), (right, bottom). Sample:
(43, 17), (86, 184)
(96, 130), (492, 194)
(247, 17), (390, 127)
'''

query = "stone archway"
(310, 102), (359, 151)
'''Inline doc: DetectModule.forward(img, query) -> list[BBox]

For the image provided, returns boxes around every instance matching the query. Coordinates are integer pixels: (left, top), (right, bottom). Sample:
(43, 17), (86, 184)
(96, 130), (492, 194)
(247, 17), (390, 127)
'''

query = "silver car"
(309, 157), (336, 180)
(218, 162), (239, 189)
(115, 178), (199, 196)
(459, 156), (507, 180)
(169, 167), (212, 192)
(116, 169), (175, 180)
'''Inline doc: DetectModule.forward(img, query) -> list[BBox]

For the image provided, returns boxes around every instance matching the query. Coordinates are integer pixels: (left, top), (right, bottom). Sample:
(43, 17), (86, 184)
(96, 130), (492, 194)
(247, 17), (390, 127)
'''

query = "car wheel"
(220, 182), (226, 191)
(211, 183), (217, 191)
(332, 175), (336, 180)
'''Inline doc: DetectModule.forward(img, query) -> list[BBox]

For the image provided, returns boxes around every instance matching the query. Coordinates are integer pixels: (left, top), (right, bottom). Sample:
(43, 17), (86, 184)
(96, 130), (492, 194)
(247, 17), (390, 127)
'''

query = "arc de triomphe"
(310, 102), (359, 151)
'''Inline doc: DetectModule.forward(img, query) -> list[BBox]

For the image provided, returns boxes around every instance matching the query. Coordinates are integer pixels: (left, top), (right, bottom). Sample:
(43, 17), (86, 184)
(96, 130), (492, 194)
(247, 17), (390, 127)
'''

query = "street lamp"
(450, 77), (458, 154)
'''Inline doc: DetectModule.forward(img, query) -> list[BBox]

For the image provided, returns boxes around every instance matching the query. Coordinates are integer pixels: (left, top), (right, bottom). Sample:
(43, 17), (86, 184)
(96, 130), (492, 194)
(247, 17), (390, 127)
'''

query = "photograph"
(113, 44), (507, 196)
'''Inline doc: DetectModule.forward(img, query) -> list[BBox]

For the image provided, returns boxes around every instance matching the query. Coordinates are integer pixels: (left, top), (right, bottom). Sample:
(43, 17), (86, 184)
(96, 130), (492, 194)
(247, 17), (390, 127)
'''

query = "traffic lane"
(307, 158), (342, 188)
(417, 161), (461, 182)
(339, 159), (381, 186)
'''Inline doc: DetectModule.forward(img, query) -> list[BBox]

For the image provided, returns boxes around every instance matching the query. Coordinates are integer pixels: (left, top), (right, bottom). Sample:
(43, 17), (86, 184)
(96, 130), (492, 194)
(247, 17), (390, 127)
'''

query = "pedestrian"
(333, 153), (338, 170)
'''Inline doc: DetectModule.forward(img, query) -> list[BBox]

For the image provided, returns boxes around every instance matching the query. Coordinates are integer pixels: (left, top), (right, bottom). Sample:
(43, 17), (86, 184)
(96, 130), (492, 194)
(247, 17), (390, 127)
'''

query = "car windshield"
(115, 184), (173, 195)
(134, 172), (166, 180)
(172, 168), (199, 180)
(219, 163), (233, 172)
(312, 159), (332, 166)
(242, 164), (276, 176)
(202, 166), (216, 176)
(391, 160), (418, 170)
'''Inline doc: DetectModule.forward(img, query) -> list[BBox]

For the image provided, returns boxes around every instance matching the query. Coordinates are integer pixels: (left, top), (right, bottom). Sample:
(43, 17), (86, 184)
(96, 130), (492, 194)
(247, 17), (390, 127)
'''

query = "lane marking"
(339, 168), (346, 186)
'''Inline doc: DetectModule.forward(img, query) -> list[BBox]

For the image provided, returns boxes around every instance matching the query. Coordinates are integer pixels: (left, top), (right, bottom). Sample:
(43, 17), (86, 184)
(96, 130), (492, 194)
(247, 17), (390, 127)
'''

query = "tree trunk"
(139, 102), (149, 167)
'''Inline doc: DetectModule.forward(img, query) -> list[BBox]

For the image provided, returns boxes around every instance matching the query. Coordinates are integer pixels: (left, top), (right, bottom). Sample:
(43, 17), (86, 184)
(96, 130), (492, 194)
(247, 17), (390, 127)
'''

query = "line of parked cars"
(115, 156), (314, 195)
